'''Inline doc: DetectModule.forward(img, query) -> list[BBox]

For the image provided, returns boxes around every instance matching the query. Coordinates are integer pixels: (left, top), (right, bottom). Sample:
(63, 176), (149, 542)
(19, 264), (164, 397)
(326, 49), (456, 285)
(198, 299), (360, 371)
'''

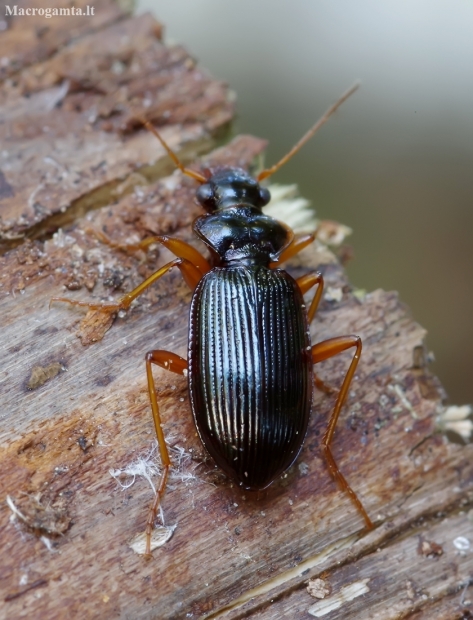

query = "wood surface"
(1, 3), (473, 619)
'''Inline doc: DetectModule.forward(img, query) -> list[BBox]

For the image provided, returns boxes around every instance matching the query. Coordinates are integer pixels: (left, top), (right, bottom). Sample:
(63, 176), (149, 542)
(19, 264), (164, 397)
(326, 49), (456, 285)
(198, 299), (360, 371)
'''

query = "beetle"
(53, 83), (373, 556)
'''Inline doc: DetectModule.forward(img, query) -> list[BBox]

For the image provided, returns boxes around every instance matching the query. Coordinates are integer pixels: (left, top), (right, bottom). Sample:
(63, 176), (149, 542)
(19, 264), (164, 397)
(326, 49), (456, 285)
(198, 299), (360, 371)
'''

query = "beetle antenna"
(140, 118), (207, 184)
(257, 82), (360, 182)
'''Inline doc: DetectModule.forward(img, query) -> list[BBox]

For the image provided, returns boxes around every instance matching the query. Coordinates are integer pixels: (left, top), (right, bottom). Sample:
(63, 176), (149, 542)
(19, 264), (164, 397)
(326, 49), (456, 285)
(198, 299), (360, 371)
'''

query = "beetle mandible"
(53, 83), (373, 556)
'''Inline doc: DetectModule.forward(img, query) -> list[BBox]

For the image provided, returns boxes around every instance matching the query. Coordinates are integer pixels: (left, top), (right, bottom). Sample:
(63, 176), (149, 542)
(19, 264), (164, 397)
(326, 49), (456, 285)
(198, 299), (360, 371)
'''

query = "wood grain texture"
(0, 0), (129, 82)
(1, 4), (473, 620)
(0, 11), (233, 248)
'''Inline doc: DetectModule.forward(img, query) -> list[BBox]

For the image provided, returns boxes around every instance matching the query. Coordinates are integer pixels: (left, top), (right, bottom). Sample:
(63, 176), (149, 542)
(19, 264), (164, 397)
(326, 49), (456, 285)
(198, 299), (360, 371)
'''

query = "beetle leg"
(296, 271), (324, 323)
(311, 336), (373, 530)
(297, 271), (337, 393)
(144, 349), (187, 557)
(313, 373), (337, 395)
(51, 257), (203, 313)
(270, 232), (316, 268)
(87, 229), (211, 274)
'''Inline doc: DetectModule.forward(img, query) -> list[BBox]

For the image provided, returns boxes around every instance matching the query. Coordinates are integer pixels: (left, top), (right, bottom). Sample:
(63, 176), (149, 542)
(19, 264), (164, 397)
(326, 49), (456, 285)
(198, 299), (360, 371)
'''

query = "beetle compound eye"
(258, 187), (271, 207)
(196, 184), (215, 210)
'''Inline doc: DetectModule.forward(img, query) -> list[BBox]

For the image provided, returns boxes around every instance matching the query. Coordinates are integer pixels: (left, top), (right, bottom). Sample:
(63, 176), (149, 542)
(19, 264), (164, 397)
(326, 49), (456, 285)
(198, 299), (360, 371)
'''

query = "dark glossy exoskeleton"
(53, 83), (373, 556)
(190, 169), (312, 490)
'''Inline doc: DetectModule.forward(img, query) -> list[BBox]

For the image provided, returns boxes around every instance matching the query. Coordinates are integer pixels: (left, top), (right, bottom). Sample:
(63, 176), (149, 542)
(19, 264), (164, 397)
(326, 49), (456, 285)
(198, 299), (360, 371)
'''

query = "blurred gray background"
(137, 0), (473, 405)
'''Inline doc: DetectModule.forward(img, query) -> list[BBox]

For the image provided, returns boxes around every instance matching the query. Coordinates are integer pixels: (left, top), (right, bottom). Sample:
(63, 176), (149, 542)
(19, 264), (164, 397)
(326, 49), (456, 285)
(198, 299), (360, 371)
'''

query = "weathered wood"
(1, 4), (473, 620)
(0, 10), (233, 249)
(0, 0), (129, 82)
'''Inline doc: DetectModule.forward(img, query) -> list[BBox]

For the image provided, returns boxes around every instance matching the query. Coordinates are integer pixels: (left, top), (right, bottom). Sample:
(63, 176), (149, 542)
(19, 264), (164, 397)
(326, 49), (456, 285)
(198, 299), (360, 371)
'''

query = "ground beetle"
(53, 83), (373, 556)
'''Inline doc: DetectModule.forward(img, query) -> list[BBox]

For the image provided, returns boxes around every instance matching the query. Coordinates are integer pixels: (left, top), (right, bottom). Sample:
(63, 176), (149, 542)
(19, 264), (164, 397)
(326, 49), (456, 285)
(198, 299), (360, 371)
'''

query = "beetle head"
(196, 167), (270, 212)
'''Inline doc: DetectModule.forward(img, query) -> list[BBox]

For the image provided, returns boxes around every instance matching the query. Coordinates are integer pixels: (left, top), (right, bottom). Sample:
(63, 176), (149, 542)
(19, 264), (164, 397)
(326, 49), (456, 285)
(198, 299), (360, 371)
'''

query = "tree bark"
(1, 3), (472, 619)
